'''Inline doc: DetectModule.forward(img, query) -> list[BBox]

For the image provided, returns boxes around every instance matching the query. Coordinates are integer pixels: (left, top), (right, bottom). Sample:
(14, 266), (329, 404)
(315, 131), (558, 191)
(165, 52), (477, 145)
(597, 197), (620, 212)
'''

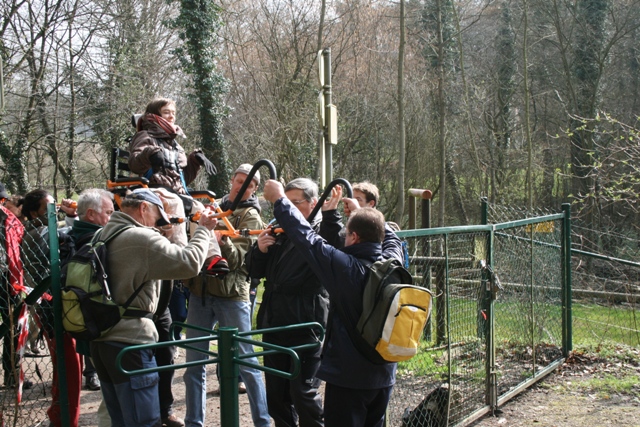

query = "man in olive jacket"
(90, 189), (218, 427)
(183, 164), (270, 427)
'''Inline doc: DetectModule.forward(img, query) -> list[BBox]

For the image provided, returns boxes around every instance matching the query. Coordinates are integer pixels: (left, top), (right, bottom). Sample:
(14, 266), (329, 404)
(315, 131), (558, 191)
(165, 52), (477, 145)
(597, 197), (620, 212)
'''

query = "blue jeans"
(91, 341), (161, 427)
(183, 294), (270, 427)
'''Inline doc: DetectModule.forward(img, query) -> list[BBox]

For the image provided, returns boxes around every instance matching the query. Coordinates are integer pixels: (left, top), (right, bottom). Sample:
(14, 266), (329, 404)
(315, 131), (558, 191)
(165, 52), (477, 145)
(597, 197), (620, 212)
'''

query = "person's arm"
(145, 213), (218, 280)
(183, 149), (202, 185)
(246, 240), (269, 279)
(381, 223), (403, 263)
(262, 180), (354, 293)
(318, 185), (344, 247)
(218, 208), (261, 272)
(319, 209), (343, 248)
(128, 131), (160, 175)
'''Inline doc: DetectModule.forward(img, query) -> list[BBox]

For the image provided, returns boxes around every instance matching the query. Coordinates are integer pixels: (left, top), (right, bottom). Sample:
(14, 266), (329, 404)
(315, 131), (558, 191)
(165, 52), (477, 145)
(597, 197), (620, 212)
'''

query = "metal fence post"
(48, 203), (70, 427)
(218, 327), (240, 427)
(409, 189), (433, 340)
(481, 197), (488, 225)
(561, 203), (572, 355)
(489, 236), (498, 410)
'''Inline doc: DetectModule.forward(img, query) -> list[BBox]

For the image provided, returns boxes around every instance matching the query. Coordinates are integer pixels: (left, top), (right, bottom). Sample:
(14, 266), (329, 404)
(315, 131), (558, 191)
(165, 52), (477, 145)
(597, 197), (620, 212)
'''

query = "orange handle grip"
(57, 201), (78, 209)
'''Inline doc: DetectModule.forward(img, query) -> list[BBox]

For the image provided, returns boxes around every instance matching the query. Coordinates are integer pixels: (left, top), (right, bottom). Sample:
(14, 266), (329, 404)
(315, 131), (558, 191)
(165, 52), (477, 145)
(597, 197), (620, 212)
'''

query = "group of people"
(2, 96), (403, 427)
(0, 186), (111, 427)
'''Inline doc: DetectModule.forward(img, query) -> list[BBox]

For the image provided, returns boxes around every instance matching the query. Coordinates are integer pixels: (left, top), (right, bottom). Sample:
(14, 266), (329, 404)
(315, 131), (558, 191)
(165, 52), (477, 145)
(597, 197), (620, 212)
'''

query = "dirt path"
(77, 349), (640, 427)
(78, 348), (256, 426)
(471, 351), (640, 427)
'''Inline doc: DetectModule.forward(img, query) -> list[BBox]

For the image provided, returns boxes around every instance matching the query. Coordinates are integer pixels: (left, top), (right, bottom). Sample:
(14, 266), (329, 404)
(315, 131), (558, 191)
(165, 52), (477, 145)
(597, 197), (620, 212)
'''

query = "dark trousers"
(154, 308), (176, 419)
(168, 284), (189, 340)
(1, 279), (19, 385)
(323, 383), (392, 427)
(83, 354), (96, 377)
(264, 346), (324, 427)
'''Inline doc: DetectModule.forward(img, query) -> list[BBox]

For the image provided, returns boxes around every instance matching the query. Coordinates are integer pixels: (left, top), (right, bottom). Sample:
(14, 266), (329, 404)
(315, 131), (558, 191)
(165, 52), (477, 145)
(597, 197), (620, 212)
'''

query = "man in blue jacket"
(261, 179), (403, 427)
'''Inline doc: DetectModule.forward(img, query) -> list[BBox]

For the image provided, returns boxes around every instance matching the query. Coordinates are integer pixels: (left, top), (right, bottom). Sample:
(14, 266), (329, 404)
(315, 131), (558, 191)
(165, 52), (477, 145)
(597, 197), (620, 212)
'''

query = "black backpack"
(61, 226), (151, 340)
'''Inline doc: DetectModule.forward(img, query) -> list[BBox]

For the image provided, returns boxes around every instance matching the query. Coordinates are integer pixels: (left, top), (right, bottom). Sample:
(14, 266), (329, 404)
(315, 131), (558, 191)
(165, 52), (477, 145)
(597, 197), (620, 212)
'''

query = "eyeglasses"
(289, 199), (309, 206)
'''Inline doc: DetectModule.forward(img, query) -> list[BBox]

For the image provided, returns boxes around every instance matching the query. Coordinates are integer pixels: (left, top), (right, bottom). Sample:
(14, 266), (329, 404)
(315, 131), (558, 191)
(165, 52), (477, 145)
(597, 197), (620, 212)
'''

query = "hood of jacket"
(219, 193), (261, 213)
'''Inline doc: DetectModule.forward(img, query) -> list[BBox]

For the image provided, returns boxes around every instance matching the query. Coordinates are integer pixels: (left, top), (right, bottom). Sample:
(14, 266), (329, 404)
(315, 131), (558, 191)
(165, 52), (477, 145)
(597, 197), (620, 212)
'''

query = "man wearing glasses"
(247, 178), (343, 427)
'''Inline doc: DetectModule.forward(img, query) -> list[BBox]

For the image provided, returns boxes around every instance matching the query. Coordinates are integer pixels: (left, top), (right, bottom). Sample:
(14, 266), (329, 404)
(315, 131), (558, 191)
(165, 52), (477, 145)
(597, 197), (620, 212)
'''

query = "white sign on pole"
(317, 51), (324, 87)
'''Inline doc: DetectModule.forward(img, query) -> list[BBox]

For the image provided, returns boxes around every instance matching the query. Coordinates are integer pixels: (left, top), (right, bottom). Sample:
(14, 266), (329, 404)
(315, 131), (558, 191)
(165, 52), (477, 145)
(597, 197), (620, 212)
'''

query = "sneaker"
(238, 381), (247, 394)
(86, 374), (100, 391)
(202, 256), (230, 277)
(162, 414), (185, 427)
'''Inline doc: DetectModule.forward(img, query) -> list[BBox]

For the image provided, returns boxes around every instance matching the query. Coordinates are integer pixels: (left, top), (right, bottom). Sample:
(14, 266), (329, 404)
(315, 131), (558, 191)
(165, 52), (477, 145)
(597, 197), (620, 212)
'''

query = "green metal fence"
(388, 207), (568, 426)
(6, 199), (639, 426)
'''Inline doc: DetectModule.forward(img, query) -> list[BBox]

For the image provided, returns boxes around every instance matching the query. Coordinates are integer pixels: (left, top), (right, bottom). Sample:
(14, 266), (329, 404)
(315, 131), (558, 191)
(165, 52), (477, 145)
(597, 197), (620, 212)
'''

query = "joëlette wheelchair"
(107, 147), (279, 237)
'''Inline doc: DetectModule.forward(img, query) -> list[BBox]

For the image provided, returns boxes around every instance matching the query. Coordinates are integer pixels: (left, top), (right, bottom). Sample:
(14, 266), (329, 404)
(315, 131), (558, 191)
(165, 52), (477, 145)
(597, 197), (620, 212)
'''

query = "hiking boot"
(86, 374), (100, 391)
(202, 256), (230, 277)
(162, 414), (185, 427)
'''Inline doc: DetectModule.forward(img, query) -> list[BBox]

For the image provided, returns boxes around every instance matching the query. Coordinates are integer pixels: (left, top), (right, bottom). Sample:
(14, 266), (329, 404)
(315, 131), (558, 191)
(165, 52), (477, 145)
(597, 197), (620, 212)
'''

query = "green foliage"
(411, 0), (457, 70)
(168, 0), (230, 195)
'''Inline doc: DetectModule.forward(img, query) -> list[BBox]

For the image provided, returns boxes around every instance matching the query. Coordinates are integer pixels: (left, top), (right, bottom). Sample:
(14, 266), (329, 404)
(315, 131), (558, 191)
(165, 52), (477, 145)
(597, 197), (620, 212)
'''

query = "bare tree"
(396, 0), (406, 224)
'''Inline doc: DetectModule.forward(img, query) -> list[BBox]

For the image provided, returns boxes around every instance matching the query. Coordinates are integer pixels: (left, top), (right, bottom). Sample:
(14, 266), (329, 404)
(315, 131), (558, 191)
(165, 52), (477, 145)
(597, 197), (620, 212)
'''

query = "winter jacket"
(128, 115), (201, 195)
(272, 198), (403, 390)
(247, 208), (343, 346)
(187, 194), (263, 301)
(0, 206), (24, 295)
(95, 211), (210, 345)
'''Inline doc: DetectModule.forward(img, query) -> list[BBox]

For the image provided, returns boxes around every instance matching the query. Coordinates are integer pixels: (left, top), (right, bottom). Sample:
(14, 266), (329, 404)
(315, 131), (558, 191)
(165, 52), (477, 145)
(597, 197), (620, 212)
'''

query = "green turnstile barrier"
(115, 322), (324, 427)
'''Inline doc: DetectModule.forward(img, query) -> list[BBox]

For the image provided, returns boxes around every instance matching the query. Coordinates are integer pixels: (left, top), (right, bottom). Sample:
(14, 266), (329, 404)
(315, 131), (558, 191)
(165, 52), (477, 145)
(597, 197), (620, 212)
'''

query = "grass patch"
(554, 373), (640, 398)
(579, 374), (640, 396)
(572, 303), (640, 347)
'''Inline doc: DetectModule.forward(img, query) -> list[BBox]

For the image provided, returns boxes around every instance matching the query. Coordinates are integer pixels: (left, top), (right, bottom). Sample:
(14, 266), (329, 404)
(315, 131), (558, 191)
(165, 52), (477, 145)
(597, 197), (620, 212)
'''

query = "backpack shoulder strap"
(92, 224), (133, 245)
(95, 225), (146, 312)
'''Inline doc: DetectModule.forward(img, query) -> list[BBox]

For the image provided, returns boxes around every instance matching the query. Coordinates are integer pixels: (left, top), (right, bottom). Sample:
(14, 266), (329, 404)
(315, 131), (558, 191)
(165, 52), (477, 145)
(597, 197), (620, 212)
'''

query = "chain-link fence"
(389, 208), (567, 426)
(488, 202), (640, 348)
(570, 224), (640, 347)
(1, 210), (58, 427)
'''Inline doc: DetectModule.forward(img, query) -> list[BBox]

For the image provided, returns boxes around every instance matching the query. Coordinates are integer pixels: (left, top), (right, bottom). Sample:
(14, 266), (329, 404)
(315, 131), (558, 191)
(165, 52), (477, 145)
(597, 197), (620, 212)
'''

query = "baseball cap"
(126, 188), (171, 226)
(234, 164), (260, 185)
(0, 183), (9, 199)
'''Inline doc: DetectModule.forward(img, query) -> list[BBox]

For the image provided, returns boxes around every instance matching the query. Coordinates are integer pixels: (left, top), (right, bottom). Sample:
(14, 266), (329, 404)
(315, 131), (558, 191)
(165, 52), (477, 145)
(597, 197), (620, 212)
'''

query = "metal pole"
(48, 204), (70, 427)
(219, 327), (240, 427)
(322, 48), (333, 183)
(481, 197), (488, 225)
(406, 188), (433, 340)
(486, 226), (497, 411)
(561, 203), (572, 355)
(408, 197), (416, 229)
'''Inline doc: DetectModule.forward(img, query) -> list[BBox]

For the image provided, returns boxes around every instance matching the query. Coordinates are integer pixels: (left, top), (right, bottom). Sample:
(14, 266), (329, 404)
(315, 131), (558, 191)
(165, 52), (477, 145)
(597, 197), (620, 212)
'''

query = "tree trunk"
(436, 0), (446, 227)
(396, 0), (406, 225)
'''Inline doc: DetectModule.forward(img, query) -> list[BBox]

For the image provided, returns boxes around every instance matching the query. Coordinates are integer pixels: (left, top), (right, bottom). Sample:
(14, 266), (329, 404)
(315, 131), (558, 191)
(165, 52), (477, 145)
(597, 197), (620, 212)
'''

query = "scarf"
(139, 113), (179, 139)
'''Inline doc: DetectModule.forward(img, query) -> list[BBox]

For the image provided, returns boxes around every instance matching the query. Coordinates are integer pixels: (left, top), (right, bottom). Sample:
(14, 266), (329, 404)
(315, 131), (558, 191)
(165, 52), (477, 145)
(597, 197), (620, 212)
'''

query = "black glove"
(149, 150), (164, 172)
(194, 151), (217, 176)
